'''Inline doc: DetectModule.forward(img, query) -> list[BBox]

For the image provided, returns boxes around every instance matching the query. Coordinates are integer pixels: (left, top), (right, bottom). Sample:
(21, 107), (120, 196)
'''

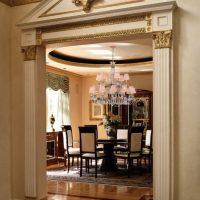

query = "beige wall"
(81, 73), (153, 138)
(1, 0), (200, 199)
(174, 1), (200, 200)
(0, 2), (11, 199)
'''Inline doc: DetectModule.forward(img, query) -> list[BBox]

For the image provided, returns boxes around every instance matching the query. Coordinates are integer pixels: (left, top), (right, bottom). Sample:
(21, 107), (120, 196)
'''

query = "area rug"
(47, 165), (152, 188)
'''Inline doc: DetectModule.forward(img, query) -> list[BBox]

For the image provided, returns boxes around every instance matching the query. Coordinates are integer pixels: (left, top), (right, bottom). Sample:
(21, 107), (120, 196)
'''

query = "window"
(46, 72), (70, 131)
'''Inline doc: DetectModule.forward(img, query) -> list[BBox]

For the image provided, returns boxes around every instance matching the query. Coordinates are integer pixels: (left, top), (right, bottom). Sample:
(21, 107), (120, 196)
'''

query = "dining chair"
(84, 124), (103, 151)
(79, 126), (105, 178)
(114, 126), (144, 177)
(62, 125), (80, 172)
(142, 129), (153, 170)
(114, 126), (129, 152)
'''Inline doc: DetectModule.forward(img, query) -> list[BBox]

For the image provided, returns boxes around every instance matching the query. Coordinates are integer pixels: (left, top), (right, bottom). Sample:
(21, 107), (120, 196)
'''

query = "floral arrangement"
(99, 112), (121, 129)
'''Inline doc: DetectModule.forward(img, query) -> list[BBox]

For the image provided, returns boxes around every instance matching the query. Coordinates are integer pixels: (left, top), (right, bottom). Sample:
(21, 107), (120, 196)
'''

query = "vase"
(50, 114), (55, 132)
(106, 126), (117, 139)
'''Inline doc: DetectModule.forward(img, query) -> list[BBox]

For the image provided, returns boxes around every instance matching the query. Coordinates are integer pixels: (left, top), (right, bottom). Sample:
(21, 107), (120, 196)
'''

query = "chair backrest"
(84, 125), (98, 139)
(116, 129), (128, 140)
(129, 126), (144, 153)
(62, 125), (73, 150)
(130, 132), (143, 152)
(79, 126), (97, 154)
(145, 130), (152, 147)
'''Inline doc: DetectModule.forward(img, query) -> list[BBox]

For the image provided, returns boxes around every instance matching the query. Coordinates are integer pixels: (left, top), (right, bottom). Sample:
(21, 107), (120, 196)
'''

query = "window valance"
(46, 72), (69, 93)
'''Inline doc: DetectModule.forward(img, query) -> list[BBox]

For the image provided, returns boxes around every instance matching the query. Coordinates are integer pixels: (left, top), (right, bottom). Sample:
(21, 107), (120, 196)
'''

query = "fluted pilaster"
(24, 60), (37, 198)
(153, 31), (173, 200)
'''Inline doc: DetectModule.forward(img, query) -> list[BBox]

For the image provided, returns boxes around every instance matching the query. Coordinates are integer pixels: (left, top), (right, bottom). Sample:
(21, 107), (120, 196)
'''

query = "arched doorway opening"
(19, 1), (176, 199)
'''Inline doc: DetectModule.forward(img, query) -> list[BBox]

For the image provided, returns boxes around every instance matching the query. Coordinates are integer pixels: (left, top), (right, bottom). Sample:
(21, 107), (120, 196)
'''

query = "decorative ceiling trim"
(41, 14), (146, 33)
(43, 28), (146, 45)
(48, 52), (153, 69)
(49, 50), (153, 65)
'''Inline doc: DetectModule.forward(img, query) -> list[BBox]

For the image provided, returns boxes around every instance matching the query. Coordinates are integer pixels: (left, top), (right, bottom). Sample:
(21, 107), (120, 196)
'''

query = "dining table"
(97, 138), (128, 172)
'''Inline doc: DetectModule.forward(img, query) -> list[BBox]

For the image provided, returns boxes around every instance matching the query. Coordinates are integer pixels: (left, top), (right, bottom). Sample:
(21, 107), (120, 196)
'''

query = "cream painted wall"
(129, 72), (153, 91)
(81, 73), (153, 138)
(1, 0), (200, 199)
(0, 2), (11, 199)
(174, 1), (200, 200)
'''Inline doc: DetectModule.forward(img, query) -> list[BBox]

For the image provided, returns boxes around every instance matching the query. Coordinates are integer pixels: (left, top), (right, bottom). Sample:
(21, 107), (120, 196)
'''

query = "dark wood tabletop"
(97, 138), (127, 144)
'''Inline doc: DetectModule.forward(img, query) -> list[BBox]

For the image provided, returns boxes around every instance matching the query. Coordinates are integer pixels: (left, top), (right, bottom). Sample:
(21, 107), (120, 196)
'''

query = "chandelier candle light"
(89, 46), (136, 106)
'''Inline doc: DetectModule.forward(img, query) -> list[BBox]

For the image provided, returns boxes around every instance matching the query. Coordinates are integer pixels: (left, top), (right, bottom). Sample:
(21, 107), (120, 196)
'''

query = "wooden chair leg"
(72, 157), (74, 166)
(88, 159), (90, 173)
(144, 156), (147, 166)
(80, 157), (82, 177)
(127, 158), (131, 178)
(85, 159), (87, 172)
(77, 156), (79, 168)
(64, 155), (67, 171)
(95, 159), (97, 178)
(90, 159), (92, 167)
(67, 157), (70, 173)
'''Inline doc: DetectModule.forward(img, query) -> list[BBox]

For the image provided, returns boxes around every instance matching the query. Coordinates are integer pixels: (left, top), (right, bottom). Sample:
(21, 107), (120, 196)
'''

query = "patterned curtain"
(46, 72), (69, 93)
(46, 72), (70, 131)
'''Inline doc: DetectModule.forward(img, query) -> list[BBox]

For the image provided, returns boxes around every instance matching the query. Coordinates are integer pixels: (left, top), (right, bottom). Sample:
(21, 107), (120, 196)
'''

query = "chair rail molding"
(20, 1), (177, 199)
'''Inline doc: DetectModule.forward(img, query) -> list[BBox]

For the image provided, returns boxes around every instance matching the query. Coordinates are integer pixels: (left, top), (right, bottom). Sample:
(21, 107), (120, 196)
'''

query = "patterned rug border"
(47, 167), (153, 188)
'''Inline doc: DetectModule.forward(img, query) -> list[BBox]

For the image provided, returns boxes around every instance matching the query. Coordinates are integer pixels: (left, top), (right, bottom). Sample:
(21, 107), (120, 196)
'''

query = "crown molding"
(0, 0), (41, 7)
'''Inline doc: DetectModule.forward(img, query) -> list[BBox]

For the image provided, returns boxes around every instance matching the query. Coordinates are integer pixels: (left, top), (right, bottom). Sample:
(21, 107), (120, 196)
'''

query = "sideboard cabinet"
(46, 131), (64, 165)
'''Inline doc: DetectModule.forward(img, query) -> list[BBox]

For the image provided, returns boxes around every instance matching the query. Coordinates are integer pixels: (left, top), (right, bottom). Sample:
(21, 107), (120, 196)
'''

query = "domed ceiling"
(47, 38), (153, 76)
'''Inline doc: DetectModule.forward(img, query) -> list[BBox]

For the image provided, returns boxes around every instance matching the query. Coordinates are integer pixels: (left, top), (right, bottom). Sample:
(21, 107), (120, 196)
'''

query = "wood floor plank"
(47, 180), (152, 200)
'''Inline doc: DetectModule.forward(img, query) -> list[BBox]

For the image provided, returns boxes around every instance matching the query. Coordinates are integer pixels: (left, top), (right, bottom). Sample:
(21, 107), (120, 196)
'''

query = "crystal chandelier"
(89, 47), (136, 106)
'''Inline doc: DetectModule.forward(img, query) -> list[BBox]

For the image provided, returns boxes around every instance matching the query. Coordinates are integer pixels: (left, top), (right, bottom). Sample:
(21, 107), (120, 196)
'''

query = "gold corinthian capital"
(153, 31), (172, 49)
(21, 45), (37, 61)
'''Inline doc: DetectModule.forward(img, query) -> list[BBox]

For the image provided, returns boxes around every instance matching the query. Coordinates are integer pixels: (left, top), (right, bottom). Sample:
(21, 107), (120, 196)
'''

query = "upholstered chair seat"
(82, 152), (105, 158)
(68, 148), (80, 155)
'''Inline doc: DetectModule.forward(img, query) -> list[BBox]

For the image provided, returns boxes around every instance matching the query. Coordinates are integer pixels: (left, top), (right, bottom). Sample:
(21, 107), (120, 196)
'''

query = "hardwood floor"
(47, 180), (152, 200)
(47, 162), (153, 200)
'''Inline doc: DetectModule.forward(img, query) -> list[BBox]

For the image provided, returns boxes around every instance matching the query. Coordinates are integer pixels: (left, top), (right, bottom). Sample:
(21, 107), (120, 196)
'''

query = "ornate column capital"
(153, 30), (172, 49)
(22, 45), (37, 61)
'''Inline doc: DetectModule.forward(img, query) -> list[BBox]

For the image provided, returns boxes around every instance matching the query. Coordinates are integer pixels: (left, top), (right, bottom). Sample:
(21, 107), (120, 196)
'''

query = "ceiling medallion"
(72, 0), (97, 12)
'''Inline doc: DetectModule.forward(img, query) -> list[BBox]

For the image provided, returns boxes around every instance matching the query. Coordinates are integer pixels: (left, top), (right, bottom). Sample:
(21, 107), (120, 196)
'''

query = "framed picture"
(89, 101), (106, 120)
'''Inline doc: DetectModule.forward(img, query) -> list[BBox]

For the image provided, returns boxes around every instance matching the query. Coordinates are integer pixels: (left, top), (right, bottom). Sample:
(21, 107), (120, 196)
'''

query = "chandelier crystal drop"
(89, 46), (136, 106)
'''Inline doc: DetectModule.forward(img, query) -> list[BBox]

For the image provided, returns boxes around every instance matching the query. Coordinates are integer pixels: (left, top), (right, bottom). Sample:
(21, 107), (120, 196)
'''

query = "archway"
(19, 1), (176, 199)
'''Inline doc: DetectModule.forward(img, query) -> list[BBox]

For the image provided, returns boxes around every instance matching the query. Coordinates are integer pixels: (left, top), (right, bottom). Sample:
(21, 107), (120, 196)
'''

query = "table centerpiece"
(99, 112), (121, 139)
